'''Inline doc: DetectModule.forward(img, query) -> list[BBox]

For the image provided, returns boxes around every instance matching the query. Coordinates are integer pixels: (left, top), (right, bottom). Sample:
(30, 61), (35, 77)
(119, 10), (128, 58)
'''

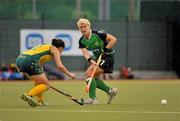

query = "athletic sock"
(89, 79), (97, 99)
(32, 81), (44, 102)
(95, 78), (110, 93)
(27, 84), (48, 97)
(36, 93), (44, 103)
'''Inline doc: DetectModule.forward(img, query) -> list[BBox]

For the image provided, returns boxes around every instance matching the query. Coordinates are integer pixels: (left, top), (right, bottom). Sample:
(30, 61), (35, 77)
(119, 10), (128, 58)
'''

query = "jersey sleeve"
(93, 29), (107, 41)
(78, 36), (85, 48)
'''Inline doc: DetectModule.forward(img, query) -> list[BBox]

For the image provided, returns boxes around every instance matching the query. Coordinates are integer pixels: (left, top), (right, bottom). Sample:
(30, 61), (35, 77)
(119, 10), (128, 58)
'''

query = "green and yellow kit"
(16, 44), (53, 76)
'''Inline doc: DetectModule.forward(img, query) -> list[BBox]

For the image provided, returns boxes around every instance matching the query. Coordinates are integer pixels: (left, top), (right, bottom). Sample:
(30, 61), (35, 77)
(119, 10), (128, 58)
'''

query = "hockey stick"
(85, 53), (102, 93)
(50, 86), (84, 105)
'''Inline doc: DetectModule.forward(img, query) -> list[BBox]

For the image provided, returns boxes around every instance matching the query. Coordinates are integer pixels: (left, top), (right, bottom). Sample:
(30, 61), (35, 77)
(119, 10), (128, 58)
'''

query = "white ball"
(161, 99), (167, 105)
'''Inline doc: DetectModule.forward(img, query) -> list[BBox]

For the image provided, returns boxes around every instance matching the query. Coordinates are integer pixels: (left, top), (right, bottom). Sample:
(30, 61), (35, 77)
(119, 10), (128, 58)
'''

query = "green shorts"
(16, 54), (44, 76)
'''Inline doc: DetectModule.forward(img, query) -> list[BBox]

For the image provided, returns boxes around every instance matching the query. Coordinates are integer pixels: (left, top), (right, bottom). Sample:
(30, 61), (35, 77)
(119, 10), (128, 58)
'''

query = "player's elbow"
(113, 37), (117, 43)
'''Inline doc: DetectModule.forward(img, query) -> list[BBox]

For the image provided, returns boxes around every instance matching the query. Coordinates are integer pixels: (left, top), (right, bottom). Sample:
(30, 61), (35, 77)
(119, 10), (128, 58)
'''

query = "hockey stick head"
(71, 98), (84, 105)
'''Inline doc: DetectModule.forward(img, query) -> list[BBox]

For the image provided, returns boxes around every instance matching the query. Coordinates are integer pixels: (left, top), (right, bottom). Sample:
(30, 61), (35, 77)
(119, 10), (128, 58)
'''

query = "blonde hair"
(77, 18), (91, 28)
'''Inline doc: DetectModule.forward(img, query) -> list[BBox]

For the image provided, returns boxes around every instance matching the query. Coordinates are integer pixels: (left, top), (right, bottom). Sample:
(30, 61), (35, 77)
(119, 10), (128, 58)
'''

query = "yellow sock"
(33, 81), (44, 102)
(27, 84), (48, 97)
(36, 93), (44, 103)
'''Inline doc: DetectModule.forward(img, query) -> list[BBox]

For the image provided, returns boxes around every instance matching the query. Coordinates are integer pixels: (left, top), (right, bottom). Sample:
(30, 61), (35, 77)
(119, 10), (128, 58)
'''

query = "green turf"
(0, 80), (180, 121)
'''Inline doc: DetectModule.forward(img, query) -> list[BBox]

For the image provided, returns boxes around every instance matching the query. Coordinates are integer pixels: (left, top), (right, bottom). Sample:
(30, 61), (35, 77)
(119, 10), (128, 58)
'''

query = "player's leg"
(16, 57), (39, 107)
(21, 58), (49, 98)
(83, 78), (99, 104)
(33, 81), (48, 106)
(36, 93), (48, 106)
(95, 78), (110, 92)
(27, 73), (49, 97)
(21, 73), (49, 107)
(90, 67), (110, 93)
(83, 65), (99, 104)
(97, 55), (118, 104)
(95, 77), (117, 104)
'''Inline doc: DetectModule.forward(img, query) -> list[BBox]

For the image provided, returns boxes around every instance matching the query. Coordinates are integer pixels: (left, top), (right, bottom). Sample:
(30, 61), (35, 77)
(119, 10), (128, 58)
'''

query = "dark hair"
(52, 39), (65, 48)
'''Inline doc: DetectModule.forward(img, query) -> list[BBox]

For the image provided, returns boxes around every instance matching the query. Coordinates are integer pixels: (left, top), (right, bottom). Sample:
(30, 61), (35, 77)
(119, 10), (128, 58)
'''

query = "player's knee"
(39, 81), (50, 89)
(44, 82), (50, 88)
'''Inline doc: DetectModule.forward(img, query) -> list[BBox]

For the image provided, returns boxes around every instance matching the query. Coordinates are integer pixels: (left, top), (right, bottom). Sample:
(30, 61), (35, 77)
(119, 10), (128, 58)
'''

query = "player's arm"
(81, 48), (97, 65)
(105, 34), (117, 49)
(51, 46), (75, 79)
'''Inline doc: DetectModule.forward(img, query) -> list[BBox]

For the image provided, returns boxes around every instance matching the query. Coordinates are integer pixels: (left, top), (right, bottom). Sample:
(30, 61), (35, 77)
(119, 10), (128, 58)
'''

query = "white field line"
(0, 109), (180, 114)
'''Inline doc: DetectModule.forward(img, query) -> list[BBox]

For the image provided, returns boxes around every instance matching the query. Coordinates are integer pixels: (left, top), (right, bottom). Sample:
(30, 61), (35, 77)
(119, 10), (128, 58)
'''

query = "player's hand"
(85, 77), (93, 82)
(69, 73), (76, 79)
(102, 48), (112, 58)
(90, 60), (98, 66)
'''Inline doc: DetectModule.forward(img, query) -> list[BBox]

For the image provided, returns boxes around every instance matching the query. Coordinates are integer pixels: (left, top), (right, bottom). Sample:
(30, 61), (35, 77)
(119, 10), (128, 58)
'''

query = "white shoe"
(83, 98), (99, 105)
(21, 94), (38, 107)
(37, 102), (48, 106)
(107, 88), (117, 104)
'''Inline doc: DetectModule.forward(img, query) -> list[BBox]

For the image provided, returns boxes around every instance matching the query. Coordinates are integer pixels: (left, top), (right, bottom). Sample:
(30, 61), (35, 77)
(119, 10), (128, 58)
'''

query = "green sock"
(95, 78), (110, 93)
(89, 79), (96, 99)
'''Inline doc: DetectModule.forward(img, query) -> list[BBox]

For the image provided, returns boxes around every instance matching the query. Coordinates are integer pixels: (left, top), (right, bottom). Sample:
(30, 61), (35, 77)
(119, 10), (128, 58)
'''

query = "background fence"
(1, 0), (180, 78)
(0, 20), (171, 71)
